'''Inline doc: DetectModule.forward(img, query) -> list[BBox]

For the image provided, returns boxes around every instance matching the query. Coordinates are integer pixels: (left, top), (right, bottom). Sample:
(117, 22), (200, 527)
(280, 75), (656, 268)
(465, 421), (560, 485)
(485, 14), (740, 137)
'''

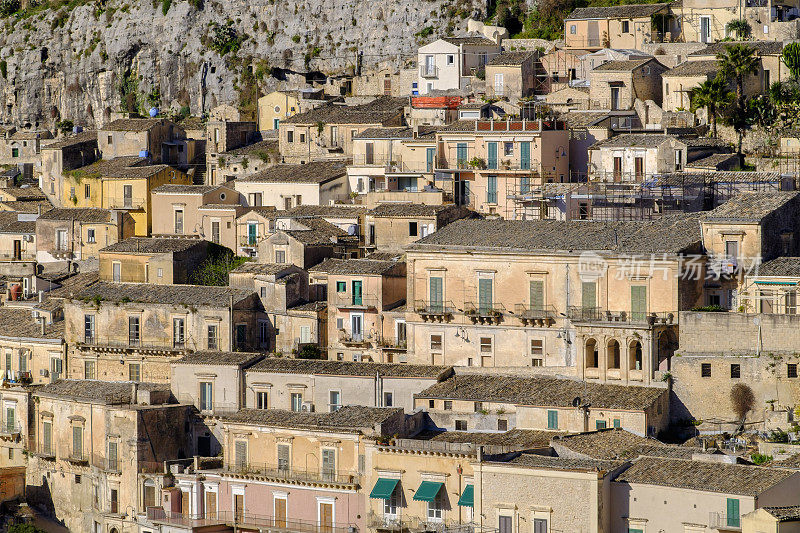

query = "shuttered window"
(234, 441), (247, 469)
(727, 498), (740, 527)
(547, 410), (558, 430)
(631, 285), (647, 321)
(582, 281), (596, 309)
(72, 425), (83, 458)
(520, 141), (530, 170)
(487, 175), (497, 204)
(530, 280), (544, 310)
(487, 142), (498, 169)
(429, 277), (443, 310)
(42, 420), (52, 455)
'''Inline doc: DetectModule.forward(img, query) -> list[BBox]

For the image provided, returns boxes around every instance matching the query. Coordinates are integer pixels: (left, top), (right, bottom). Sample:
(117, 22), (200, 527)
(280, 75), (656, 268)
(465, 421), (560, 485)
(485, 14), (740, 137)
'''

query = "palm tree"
(690, 77), (733, 137)
(717, 43), (760, 109)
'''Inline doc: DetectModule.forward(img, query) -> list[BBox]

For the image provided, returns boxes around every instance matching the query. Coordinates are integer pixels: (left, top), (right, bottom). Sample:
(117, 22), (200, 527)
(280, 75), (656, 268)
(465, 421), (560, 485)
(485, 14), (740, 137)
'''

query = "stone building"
(64, 282), (265, 382)
(404, 218), (703, 383)
(485, 51), (537, 101)
(364, 203), (472, 253)
(205, 118), (259, 185)
(24, 379), (194, 533)
(35, 207), (134, 264)
(0, 129), (52, 166)
(98, 237), (220, 285)
(39, 131), (99, 206)
(207, 138), (279, 183)
(564, 3), (675, 51)
(279, 97), (406, 164)
(98, 118), (188, 165)
(150, 184), (241, 240)
(416, 37), (501, 94)
(0, 306), (65, 388)
(310, 258), (406, 362)
(588, 58), (667, 110)
(261, 217), (360, 269)
(414, 373), (669, 436)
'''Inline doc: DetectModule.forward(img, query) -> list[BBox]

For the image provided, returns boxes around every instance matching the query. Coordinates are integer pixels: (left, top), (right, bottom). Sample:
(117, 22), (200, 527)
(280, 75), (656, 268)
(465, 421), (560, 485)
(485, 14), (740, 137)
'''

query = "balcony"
(240, 236), (259, 248)
(567, 306), (676, 326)
(107, 196), (147, 210)
(149, 509), (355, 533)
(67, 451), (89, 465)
(222, 462), (359, 486)
(34, 444), (55, 460)
(78, 334), (191, 355)
(338, 330), (372, 348)
(378, 337), (407, 351)
(0, 423), (21, 441)
(420, 65), (439, 78)
(414, 300), (456, 323)
(366, 512), (490, 533)
(464, 302), (506, 325)
(332, 292), (379, 310)
(514, 304), (557, 327)
(92, 454), (121, 473)
(709, 512), (741, 531)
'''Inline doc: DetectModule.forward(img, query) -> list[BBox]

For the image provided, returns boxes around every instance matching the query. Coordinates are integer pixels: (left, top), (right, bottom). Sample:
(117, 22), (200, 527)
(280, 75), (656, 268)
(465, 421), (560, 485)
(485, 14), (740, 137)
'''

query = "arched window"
(630, 341), (643, 370)
(585, 339), (598, 368)
(608, 339), (621, 369)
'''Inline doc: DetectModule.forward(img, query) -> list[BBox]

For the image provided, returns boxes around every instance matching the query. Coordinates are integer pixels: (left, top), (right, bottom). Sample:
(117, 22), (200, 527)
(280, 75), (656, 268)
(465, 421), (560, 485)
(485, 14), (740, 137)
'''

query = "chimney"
(40, 317), (46, 336)
(412, 125), (420, 139)
(38, 291), (43, 303)
(131, 382), (139, 404)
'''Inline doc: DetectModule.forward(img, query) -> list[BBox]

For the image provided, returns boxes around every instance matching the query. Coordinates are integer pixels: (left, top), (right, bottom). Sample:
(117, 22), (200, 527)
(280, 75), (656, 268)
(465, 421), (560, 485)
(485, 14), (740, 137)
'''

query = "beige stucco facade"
(150, 185), (240, 240)
(589, 59), (667, 110)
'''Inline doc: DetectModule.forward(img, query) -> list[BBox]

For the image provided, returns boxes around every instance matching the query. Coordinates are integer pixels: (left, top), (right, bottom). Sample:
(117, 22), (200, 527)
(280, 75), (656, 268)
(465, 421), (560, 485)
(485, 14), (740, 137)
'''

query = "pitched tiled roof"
(592, 133), (679, 149)
(0, 218), (35, 234)
(70, 156), (171, 180)
(488, 51), (534, 66)
(615, 456), (796, 495)
(152, 184), (222, 194)
(42, 130), (98, 150)
(102, 118), (167, 132)
(593, 58), (655, 71)
(0, 200), (53, 214)
(283, 218), (347, 245)
(566, 3), (671, 20)
(551, 429), (700, 460)
(174, 351), (264, 367)
(0, 307), (64, 340)
(762, 506), (800, 521)
(354, 126), (441, 140)
(441, 36), (498, 46)
(237, 160), (348, 184)
(71, 282), (255, 307)
(309, 257), (402, 275)
(498, 453), (624, 473)
(702, 191), (800, 222)
(281, 205), (367, 218)
(248, 357), (451, 379)
(101, 237), (205, 254)
(223, 139), (278, 156)
(410, 216), (703, 255)
(35, 379), (171, 404)
(284, 97), (405, 125)
(416, 374), (666, 411)
(663, 60), (720, 77)
(288, 301), (327, 312)
(754, 257), (800, 277)
(230, 262), (295, 275)
(685, 153), (739, 169)
(0, 186), (46, 200)
(428, 429), (561, 448)
(690, 41), (784, 57)
(37, 207), (112, 223)
(369, 203), (456, 217)
(223, 406), (403, 432)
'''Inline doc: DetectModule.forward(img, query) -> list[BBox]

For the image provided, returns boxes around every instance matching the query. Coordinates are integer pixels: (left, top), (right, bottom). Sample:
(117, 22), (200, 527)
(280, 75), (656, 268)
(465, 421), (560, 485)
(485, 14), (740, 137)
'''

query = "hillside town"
(4, 1), (800, 532)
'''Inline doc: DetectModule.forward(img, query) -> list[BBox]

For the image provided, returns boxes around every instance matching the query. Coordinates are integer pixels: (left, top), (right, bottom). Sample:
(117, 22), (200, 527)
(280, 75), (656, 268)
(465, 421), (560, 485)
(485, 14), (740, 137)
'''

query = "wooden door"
(234, 494), (244, 522)
(181, 491), (190, 518)
(634, 157), (644, 180)
(205, 491), (217, 519)
(319, 503), (333, 533)
(275, 497), (287, 527)
(613, 157), (622, 181)
(13, 240), (20, 261)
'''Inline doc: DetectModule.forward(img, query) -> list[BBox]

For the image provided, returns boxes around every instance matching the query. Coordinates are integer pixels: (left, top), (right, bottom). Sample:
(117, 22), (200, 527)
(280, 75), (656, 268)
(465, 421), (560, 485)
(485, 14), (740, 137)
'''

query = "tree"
(782, 41), (800, 82)
(730, 383), (755, 431)
(689, 77), (733, 137)
(189, 250), (249, 286)
(725, 19), (752, 40)
(9, 525), (47, 533)
(717, 44), (760, 110)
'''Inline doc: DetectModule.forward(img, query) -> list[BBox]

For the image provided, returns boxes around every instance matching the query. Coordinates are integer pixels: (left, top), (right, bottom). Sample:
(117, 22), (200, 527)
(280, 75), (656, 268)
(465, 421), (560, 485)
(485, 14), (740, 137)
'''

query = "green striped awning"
(413, 481), (444, 502)
(370, 478), (399, 500)
(457, 484), (474, 507)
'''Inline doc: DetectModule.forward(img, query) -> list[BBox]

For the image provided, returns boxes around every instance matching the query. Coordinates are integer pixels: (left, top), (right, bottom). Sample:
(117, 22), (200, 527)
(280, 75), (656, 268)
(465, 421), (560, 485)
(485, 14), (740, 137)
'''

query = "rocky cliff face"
(0, 0), (486, 129)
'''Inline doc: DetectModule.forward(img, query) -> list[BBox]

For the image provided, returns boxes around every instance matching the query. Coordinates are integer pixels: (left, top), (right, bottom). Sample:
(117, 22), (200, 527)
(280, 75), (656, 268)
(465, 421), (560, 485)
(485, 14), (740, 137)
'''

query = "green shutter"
(72, 426), (82, 457)
(530, 280), (544, 311)
(520, 141), (530, 170)
(430, 277), (443, 311)
(426, 148), (436, 172)
(478, 278), (493, 313)
(596, 420), (607, 430)
(487, 175), (497, 204)
(457, 143), (468, 168)
(547, 410), (558, 429)
(613, 419), (621, 428)
(235, 441), (247, 468)
(487, 142), (498, 169)
(352, 280), (363, 305)
(631, 285), (647, 321)
(727, 498), (740, 527)
(581, 281), (596, 310)
(520, 176), (530, 194)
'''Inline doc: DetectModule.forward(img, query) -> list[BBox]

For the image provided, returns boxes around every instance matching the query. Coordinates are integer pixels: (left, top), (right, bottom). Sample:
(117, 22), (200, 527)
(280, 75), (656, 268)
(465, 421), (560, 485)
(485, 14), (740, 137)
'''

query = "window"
(487, 175), (497, 203)
(409, 221), (418, 236)
(291, 393), (303, 412)
(727, 498), (740, 528)
(300, 326), (311, 344)
(547, 410), (558, 430)
(110, 488), (118, 514)
(256, 391), (268, 409)
(570, 24), (577, 34)
(287, 130), (294, 143)
(701, 363), (712, 378)
(384, 483), (399, 517)
(86, 228), (95, 243)
(173, 318), (185, 348)
(144, 481), (157, 509)
(631, 285), (647, 321)
(444, 400), (452, 411)
(473, 401), (483, 413)
(129, 363), (141, 382)
(18, 351), (26, 373)
(211, 221), (220, 244)
(499, 515), (512, 533)
(622, 20), (630, 33)
(480, 337), (492, 353)
(207, 324), (218, 350)
(84, 183), (91, 199)
(259, 321), (268, 346)
(730, 364), (740, 379)
(497, 419), (508, 431)
(234, 441), (247, 470)
(581, 281), (596, 309)
(84, 314), (95, 343)
(247, 193), (262, 207)
(278, 444), (290, 471)
(72, 425), (83, 459)
(446, 54), (454, 65)
(383, 392), (393, 407)
(596, 420), (607, 430)
(107, 440), (118, 471)
(199, 382), (213, 411)
(428, 489), (444, 520)
(41, 420), (52, 455)
(503, 142), (513, 157)
(300, 133), (306, 143)
(11, 148), (18, 158)
(128, 316), (140, 346)
(789, 364), (798, 378)
(455, 420), (467, 431)
(336, 281), (346, 293)
(430, 334), (443, 351)
(84, 360), (96, 380)
(275, 250), (286, 263)
(429, 400), (435, 409)
(533, 519), (547, 533)
(613, 419), (621, 428)
(531, 339), (543, 364)
(321, 448), (336, 479)
(236, 324), (247, 348)
(675, 149), (683, 171)
(329, 390), (341, 412)
(174, 209), (184, 234)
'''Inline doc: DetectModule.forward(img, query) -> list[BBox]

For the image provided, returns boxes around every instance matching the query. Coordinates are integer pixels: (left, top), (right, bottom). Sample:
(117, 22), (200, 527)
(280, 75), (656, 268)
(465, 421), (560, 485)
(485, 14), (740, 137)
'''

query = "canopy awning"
(457, 484), (474, 507)
(370, 478), (399, 500)
(413, 481), (444, 502)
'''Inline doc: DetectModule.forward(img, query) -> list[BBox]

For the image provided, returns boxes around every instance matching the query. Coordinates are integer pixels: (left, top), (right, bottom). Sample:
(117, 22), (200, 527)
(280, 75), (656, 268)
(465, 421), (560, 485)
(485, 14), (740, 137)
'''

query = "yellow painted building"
(61, 156), (190, 236)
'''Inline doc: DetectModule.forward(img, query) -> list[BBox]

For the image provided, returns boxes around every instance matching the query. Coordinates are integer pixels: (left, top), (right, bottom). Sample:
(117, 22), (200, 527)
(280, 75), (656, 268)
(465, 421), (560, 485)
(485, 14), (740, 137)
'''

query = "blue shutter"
(547, 410), (558, 429)
(426, 148), (436, 172)
(478, 278), (493, 313)
(487, 175), (497, 204)
(456, 143), (468, 169)
(487, 142), (498, 169)
(520, 141), (530, 170)
(430, 277), (443, 311)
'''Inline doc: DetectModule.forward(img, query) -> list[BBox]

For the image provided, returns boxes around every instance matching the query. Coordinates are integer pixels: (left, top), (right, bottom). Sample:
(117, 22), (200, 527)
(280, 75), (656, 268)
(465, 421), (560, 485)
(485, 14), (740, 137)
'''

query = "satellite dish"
(572, 397), (582, 408)
(347, 225), (357, 236)
(149, 107), (159, 117)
